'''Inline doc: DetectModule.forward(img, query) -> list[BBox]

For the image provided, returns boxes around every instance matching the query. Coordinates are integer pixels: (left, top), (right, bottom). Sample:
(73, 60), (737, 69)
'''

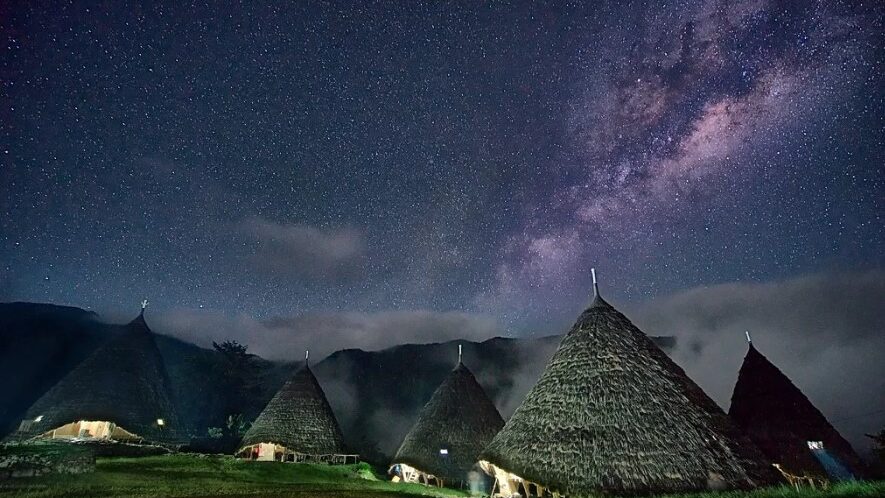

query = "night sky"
(2, 1), (882, 337)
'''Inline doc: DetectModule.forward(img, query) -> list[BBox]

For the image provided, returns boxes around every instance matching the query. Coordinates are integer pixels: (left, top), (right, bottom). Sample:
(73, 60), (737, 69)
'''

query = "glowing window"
(439, 449), (448, 455)
(156, 418), (165, 426)
(34, 415), (44, 422)
(807, 441), (824, 450)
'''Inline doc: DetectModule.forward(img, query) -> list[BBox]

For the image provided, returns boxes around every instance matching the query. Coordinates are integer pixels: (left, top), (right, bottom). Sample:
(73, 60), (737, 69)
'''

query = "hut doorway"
(40, 420), (140, 441)
(237, 442), (284, 461)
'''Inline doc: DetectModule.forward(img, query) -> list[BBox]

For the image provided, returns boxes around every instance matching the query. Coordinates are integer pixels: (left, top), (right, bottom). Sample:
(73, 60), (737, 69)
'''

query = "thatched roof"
(729, 342), (867, 478)
(479, 293), (778, 495)
(393, 361), (504, 482)
(240, 364), (345, 455)
(16, 310), (184, 444)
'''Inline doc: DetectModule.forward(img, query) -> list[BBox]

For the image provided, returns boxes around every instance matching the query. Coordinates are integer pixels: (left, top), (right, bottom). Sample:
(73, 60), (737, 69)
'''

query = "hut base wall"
(390, 463), (444, 487)
(39, 421), (141, 442)
(236, 443), (358, 465)
(479, 460), (558, 498)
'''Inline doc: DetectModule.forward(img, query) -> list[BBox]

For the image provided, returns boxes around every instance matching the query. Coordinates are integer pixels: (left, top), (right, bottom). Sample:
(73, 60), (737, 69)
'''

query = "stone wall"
(0, 442), (95, 479)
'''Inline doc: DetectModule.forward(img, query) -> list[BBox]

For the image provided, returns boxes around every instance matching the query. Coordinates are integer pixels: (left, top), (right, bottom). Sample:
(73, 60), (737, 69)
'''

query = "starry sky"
(1, 1), (883, 337)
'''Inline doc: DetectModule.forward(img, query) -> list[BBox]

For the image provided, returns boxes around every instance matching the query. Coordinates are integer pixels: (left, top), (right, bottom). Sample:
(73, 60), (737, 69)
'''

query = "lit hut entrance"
(478, 461), (554, 498)
(237, 442), (283, 462)
(390, 463), (443, 487)
(237, 353), (357, 465)
(39, 420), (141, 441)
(236, 443), (359, 464)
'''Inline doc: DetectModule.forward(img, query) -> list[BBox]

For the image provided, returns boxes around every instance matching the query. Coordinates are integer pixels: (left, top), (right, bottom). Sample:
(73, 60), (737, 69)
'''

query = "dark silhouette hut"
(11, 303), (184, 445)
(238, 354), (349, 463)
(391, 346), (504, 488)
(729, 335), (866, 480)
(479, 270), (777, 497)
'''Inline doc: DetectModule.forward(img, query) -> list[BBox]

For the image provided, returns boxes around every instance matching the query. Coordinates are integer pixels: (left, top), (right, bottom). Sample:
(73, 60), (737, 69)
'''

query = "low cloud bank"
(240, 217), (365, 280)
(154, 308), (503, 362)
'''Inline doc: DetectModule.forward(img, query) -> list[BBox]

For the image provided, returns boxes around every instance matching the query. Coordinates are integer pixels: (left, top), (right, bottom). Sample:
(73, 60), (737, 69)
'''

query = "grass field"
(0, 454), (468, 498)
(657, 481), (885, 498)
(0, 454), (882, 498)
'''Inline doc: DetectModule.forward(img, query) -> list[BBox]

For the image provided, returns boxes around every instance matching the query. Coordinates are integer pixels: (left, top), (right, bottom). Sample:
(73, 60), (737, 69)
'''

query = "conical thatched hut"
(238, 359), (351, 463)
(11, 304), (184, 445)
(391, 348), (504, 488)
(479, 274), (777, 497)
(729, 337), (866, 481)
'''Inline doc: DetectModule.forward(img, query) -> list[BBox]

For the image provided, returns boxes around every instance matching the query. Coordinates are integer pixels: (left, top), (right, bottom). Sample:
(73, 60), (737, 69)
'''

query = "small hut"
(478, 271), (777, 497)
(391, 346), (504, 489)
(238, 354), (353, 463)
(11, 302), (184, 445)
(729, 335), (866, 481)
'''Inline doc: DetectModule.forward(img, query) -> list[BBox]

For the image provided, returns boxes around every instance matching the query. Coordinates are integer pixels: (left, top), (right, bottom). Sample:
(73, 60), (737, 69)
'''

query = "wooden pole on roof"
(591, 268), (599, 297)
(745, 331), (752, 344)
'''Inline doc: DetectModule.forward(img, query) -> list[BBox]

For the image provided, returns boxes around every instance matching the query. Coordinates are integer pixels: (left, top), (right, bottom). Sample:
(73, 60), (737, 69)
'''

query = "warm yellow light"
(156, 418), (165, 426)
(35, 415), (44, 422)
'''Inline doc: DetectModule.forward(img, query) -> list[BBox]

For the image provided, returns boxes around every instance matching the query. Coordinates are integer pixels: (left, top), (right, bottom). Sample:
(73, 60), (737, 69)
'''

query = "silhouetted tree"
(212, 340), (262, 435)
(867, 430), (885, 465)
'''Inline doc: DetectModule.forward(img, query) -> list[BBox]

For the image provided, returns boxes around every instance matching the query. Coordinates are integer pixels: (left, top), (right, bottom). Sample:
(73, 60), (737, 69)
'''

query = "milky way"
(1, 1), (882, 336)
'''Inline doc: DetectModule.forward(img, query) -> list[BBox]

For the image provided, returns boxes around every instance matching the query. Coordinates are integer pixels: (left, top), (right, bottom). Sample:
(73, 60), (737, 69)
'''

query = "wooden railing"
(772, 464), (829, 491)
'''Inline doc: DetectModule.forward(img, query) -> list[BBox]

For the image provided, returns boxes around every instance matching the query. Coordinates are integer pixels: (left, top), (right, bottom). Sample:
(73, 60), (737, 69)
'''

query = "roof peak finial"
(591, 268), (599, 298)
(458, 344), (462, 365)
(305, 350), (310, 365)
(140, 299), (149, 315)
(745, 331), (752, 344)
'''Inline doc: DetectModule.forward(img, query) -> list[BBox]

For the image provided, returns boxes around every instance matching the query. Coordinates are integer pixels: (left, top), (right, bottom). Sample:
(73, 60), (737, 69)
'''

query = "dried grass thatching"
(479, 294), (778, 496)
(729, 342), (867, 478)
(15, 311), (184, 444)
(240, 365), (345, 455)
(393, 361), (504, 483)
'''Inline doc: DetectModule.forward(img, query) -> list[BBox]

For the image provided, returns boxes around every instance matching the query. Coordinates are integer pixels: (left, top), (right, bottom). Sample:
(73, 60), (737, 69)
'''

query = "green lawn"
(657, 481), (885, 498)
(0, 454), (882, 498)
(0, 454), (469, 498)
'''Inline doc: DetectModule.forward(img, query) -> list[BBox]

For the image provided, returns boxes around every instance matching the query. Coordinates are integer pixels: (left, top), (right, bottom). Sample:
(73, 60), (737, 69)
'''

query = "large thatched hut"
(729, 336), (866, 481)
(11, 304), (184, 445)
(391, 348), (504, 488)
(479, 273), (777, 497)
(238, 359), (351, 463)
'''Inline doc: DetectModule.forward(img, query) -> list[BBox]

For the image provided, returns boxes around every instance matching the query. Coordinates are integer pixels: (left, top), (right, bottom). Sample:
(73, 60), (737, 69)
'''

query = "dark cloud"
(240, 217), (366, 281)
(153, 307), (503, 362)
(628, 269), (885, 454)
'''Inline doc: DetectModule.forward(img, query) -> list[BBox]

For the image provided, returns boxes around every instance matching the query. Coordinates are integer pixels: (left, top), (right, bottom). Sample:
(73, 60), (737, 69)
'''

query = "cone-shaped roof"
(728, 343), (866, 478)
(393, 361), (504, 481)
(18, 309), (184, 444)
(480, 294), (777, 495)
(241, 364), (346, 454)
